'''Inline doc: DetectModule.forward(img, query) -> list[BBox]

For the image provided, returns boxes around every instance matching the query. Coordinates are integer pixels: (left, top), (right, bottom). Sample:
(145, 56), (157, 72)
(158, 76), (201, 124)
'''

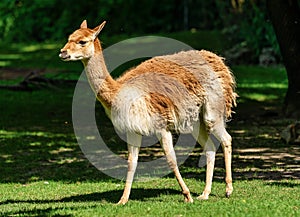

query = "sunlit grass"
(0, 42), (81, 72)
(17, 43), (60, 53)
(242, 93), (280, 101)
(238, 83), (287, 89)
(0, 60), (11, 67)
(0, 53), (21, 59)
(0, 53), (21, 67)
(232, 65), (288, 102)
(0, 130), (68, 138)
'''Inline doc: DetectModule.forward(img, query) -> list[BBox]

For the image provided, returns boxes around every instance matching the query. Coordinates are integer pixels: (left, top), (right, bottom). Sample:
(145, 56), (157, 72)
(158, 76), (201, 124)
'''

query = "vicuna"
(59, 20), (237, 205)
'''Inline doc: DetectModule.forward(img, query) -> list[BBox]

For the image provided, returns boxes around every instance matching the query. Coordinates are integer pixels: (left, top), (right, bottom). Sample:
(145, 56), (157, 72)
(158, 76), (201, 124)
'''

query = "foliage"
(0, 1), (198, 41)
(0, 0), (283, 63)
(216, 1), (280, 63)
(0, 0), (115, 42)
(242, 4), (279, 57)
(0, 0), (230, 42)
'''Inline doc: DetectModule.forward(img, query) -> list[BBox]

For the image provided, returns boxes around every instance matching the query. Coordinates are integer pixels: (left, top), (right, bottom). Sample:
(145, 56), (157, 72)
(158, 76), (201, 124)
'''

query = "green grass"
(0, 33), (299, 216)
(233, 65), (288, 102)
(0, 180), (299, 217)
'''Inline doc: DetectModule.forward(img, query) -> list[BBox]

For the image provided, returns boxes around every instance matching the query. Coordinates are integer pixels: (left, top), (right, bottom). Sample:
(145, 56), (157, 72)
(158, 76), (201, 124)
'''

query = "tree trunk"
(266, 0), (300, 118)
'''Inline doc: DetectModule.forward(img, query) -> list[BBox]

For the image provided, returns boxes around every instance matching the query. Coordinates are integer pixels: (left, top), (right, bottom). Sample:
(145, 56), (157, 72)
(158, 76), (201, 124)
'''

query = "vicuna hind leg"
(192, 121), (216, 200)
(211, 123), (233, 197)
(118, 132), (142, 205)
(159, 129), (193, 203)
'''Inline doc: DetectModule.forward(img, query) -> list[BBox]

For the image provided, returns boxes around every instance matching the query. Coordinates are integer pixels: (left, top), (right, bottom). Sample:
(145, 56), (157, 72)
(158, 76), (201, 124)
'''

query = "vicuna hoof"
(117, 198), (128, 205)
(197, 193), (209, 200)
(184, 194), (194, 203)
(225, 191), (232, 198)
(225, 186), (233, 198)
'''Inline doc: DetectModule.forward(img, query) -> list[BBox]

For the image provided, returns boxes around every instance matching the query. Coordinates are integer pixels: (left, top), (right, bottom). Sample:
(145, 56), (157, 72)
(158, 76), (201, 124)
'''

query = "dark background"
(0, 0), (280, 62)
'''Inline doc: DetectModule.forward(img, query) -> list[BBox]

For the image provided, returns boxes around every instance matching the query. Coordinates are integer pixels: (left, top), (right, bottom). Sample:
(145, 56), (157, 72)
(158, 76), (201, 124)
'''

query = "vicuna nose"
(60, 50), (67, 55)
(59, 50), (70, 59)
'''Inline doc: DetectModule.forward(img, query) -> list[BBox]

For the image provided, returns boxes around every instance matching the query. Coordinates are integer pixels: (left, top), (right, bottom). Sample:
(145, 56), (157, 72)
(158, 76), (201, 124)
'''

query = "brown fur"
(117, 57), (206, 103)
(145, 92), (178, 130)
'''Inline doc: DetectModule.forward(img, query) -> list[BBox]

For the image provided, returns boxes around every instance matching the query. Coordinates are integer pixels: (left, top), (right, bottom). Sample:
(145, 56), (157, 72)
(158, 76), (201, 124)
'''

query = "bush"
(219, 1), (280, 63)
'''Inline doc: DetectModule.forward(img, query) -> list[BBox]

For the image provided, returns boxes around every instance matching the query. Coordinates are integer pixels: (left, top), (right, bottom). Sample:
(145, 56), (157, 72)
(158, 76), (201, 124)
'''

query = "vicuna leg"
(193, 121), (217, 200)
(118, 132), (141, 205)
(159, 129), (193, 203)
(212, 123), (233, 197)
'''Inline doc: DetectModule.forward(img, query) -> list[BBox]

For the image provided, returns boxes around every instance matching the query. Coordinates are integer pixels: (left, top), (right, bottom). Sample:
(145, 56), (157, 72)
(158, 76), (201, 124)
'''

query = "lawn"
(0, 32), (299, 216)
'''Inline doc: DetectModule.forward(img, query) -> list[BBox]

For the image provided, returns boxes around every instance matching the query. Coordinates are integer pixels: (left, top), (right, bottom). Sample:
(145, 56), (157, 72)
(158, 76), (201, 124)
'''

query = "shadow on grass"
(0, 188), (182, 205)
(0, 131), (115, 183)
(1, 188), (184, 216)
(179, 98), (300, 182)
(1, 82), (299, 185)
(69, 188), (183, 203)
(265, 181), (300, 188)
(1, 107), (299, 184)
(3, 208), (74, 217)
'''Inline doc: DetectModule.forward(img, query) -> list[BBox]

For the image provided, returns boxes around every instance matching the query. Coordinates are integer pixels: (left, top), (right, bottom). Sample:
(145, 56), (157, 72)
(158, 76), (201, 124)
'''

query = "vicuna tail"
(199, 50), (237, 119)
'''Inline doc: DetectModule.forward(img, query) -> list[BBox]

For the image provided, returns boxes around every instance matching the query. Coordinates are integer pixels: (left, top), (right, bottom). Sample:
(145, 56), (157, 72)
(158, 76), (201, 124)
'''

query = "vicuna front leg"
(159, 130), (193, 203)
(118, 132), (141, 205)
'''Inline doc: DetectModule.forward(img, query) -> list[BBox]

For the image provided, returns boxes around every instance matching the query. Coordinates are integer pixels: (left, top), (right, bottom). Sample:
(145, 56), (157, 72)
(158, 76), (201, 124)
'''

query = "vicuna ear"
(80, 20), (87, 28)
(92, 21), (106, 39)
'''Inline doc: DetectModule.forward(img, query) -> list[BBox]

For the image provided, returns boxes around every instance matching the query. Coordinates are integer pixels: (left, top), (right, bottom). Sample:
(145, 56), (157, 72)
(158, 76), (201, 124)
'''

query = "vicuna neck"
(82, 39), (120, 109)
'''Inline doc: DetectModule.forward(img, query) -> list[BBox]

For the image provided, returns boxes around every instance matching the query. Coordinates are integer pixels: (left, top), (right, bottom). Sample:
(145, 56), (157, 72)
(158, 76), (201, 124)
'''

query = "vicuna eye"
(79, 40), (87, 45)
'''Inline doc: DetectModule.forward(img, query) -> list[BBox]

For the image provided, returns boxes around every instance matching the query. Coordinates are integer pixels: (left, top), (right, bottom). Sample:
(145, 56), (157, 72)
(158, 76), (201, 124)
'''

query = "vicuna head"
(59, 20), (106, 62)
